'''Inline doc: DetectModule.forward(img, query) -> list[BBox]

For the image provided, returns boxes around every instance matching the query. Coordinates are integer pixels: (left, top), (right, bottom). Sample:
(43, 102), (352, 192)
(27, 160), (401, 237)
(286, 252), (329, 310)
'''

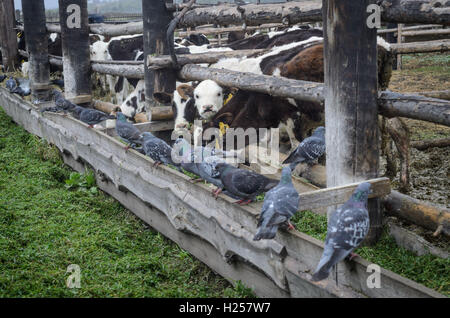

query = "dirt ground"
(386, 52), (450, 207)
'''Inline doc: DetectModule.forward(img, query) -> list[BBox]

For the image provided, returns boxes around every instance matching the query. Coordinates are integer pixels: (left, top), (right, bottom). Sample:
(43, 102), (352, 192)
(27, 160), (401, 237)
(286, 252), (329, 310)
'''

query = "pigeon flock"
(3, 72), (371, 283)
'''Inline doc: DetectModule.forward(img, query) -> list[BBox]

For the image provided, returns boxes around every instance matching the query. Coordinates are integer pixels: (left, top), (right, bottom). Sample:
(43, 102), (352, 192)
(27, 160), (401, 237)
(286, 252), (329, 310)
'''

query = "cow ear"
(177, 84), (194, 100)
(153, 92), (173, 105)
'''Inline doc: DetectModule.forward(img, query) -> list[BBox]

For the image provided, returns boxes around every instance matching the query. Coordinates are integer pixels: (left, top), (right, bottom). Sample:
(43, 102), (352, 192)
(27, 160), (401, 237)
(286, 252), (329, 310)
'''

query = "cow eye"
(195, 95), (199, 99)
(217, 93), (221, 96)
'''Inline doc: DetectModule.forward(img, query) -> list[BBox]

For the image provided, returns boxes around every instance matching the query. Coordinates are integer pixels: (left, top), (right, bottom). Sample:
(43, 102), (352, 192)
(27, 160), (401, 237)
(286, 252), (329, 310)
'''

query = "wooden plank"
(377, 24), (443, 34)
(179, 63), (325, 104)
(397, 24), (404, 70)
(297, 178), (391, 212)
(390, 39), (450, 54)
(401, 28), (450, 37)
(147, 49), (267, 70)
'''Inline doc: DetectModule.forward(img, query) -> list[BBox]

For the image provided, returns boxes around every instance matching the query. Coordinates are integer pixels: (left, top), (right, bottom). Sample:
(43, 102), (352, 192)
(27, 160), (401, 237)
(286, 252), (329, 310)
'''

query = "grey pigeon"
(253, 166), (300, 241)
(40, 90), (77, 114)
(311, 182), (372, 282)
(0, 74), (7, 83)
(215, 163), (279, 205)
(141, 132), (180, 168)
(115, 112), (143, 149)
(51, 79), (64, 89)
(12, 78), (31, 97)
(283, 126), (325, 170)
(6, 77), (17, 92)
(77, 107), (115, 127)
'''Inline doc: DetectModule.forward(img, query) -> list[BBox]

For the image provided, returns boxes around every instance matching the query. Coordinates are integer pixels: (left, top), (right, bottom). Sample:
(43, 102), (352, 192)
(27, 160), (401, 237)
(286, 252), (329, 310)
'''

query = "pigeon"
(253, 166), (300, 241)
(215, 163), (279, 205)
(172, 138), (201, 177)
(0, 74), (7, 83)
(115, 112), (144, 149)
(141, 132), (180, 168)
(311, 182), (372, 282)
(283, 126), (325, 170)
(51, 79), (64, 90)
(6, 77), (17, 92)
(12, 78), (31, 97)
(40, 91), (78, 114)
(67, 105), (115, 127)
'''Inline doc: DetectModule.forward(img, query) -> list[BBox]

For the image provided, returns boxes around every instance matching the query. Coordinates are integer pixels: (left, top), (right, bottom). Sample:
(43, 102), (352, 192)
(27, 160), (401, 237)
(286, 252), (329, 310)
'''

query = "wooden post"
(21, 0), (51, 102)
(58, 0), (91, 103)
(385, 23), (398, 70)
(0, 0), (18, 71)
(142, 0), (176, 118)
(323, 1), (382, 244)
(397, 23), (404, 70)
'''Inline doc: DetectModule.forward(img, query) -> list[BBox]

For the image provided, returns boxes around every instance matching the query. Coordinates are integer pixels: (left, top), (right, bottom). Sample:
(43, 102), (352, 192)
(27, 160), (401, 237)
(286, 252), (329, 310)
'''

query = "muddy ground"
(387, 52), (449, 208)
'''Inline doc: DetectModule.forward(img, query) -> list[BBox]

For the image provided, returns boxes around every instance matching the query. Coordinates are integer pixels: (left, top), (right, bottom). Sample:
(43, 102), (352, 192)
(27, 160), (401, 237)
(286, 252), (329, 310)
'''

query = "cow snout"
(202, 105), (214, 112)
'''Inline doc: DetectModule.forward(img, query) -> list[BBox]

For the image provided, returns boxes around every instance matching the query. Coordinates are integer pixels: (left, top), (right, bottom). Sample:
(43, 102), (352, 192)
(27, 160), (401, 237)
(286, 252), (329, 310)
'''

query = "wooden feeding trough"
(0, 87), (445, 298)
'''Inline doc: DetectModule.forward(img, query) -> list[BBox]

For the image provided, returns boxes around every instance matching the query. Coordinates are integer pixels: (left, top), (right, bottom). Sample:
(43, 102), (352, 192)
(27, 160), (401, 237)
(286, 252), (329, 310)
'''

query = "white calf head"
(90, 40), (110, 61)
(192, 80), (224, 120)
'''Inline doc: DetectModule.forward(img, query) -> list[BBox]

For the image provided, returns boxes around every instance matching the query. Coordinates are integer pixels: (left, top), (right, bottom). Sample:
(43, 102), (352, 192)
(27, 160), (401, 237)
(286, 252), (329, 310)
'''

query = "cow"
(152, 80), (230, 131)
(203, 28), (393, 149)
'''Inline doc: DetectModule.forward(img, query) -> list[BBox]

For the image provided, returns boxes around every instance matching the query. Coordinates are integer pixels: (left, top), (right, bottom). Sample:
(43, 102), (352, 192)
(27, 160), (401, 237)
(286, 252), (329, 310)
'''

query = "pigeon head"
(280, 166), (293, 184)
(352, 182), (372, 202)
(312, 126), (325, 137)
(116, 112), (128, 122)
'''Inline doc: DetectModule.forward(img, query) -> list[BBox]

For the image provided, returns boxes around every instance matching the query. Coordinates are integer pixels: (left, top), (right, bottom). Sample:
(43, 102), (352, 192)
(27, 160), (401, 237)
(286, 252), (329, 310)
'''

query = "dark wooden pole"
(323, 0), (381, 244)
(58, 0), (91, 103)
(142, 0), (176, 118)
(22, 0), (51, 102)
(0, 0), (18, 71)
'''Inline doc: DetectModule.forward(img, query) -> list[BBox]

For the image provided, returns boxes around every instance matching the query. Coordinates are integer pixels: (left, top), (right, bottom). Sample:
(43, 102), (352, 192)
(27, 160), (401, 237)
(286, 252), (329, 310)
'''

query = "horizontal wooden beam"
(390, 39), (450, 54)
(297, 178), (391, 212)
(411, 137), (450, 150)
(378, 91), (450, 127)
(412, 90), (450, 101)
(178, 63), (325, 104)
(176, 23), (283, 37)
(377, 24), (443, 34)
(178, 0), (450, 28)
(401, 28), (450, 37)
(147, 49), (267, 70)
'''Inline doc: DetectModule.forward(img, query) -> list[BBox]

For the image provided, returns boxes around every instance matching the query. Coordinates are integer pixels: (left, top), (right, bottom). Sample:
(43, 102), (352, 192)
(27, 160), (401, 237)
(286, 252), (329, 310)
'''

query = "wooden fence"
(1, 0), (449, 298)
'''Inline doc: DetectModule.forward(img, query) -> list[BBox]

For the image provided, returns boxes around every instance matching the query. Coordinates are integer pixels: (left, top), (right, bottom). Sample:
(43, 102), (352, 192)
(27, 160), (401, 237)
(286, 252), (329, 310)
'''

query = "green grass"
(0, 108), (254, 298)
(292, 211), (449, 296)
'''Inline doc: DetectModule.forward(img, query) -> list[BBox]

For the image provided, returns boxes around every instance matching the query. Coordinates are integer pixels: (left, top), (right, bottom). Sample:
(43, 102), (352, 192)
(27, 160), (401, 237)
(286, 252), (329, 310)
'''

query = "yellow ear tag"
(224, 93), (233, 106)
(216, 122), (230, 149)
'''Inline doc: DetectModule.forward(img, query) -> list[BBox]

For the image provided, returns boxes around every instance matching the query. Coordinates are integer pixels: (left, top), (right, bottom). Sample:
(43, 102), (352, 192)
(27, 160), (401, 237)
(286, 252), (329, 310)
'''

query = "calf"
(153, 80), (227, 131)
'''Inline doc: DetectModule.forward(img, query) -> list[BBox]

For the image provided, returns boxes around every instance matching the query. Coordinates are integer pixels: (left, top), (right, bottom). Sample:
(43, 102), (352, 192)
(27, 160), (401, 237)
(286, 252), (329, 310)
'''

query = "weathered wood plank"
(179, 63), (325, 104)
(298, 178), (391, 212)
(390, 39), (450, 54)
(147, 49), (267, 70)
(378, 91), (450, 127)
